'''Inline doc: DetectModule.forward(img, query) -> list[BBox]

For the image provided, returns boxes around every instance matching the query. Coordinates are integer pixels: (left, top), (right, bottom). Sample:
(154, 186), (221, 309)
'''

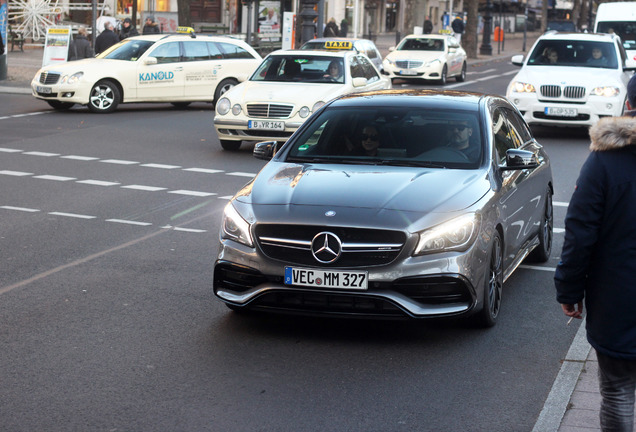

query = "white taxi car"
(214, 50), (391, 150)
(31, 30), (262, 113)
(382, 33), (467, 85)
(507, 32), (636, 127)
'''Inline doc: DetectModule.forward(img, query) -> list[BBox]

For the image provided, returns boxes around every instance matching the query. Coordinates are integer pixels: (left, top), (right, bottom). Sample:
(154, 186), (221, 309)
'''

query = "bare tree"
(542, 0), (548, 32)
(177, 0), (191, 27)
(463, 0), (479, 58)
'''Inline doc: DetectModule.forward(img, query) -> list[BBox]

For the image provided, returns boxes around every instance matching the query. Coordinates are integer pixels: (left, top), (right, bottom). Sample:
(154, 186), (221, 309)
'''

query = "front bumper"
(382, 62), (443, 81)
(31, 79), (89, 105)
(507, 92), (624, 127)
(213, 236), (487, 319)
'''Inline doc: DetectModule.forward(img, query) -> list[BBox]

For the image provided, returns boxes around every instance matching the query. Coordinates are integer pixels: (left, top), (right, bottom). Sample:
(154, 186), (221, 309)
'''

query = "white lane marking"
(468, 68), (496, 75)
(141, 163), (182, 169)
(76, 179), (120, 186)
(23, 151), (60, 157)
(0, 170), (33, 176)
(49, 212), (96, 219)
(162, 225), (207, 233)
(0, 147), (23, 153)
(33, 175), (76, 181)
(519, 265), (556, 272)
(11, 112), (50, 118)
(61, 155), (100, 161)
(183, 168), (224, 174)
(218, 195), (233, 200)
(105, 219), (152, 226)
(446, 70), (517, 89)
(121, 185), (167, 192)
(554, 201), (569, 207)
(168, 190), (217, 197)
(554, 228), (565, 234)
(0, 206), (39, 212)
(227, 172), (256, 177)
(100, 159), (139, 165)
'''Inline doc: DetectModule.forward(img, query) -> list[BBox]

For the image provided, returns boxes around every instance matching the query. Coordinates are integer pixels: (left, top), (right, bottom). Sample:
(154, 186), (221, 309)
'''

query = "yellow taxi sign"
(177, 26), (195, 34)
(324, 41), (353, 50)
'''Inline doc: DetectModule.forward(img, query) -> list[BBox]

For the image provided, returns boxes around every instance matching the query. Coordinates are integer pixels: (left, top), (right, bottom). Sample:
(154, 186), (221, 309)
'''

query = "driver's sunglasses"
(362, 133), (379, 141)
(451, 124), (469, 131)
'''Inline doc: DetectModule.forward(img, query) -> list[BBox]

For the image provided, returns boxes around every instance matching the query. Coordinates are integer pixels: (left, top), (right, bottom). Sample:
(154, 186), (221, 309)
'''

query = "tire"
(214, 78), (239, 102)
(171, 102), (191, 108)
(528, 188), (553, 263)
(87, 80), (120, 113)
(475, 232), (503, 328)
(439, 65), (448, 85)
(46, 100), (74, 110)
(456, 62), (467, 82)
(220, 139), (241, 151)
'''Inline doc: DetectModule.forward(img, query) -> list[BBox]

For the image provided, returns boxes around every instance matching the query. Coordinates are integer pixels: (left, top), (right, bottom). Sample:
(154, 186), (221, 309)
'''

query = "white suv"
(506, 32), (636, 127)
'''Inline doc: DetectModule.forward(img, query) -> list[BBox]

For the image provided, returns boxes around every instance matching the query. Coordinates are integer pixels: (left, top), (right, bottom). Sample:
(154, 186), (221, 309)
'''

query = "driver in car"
(324, 60), (344, 82)
(446, 121), (478, 161)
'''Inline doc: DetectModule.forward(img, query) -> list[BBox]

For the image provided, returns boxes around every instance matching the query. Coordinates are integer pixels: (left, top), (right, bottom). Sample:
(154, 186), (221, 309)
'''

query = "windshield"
(97, 39), (155, 61)
(527, 40), (618, 68)
(250, 55), (345, 83)
(397, 38), (444, 51)
(597, 22), (636, 50)
(282, 107), (482, 169)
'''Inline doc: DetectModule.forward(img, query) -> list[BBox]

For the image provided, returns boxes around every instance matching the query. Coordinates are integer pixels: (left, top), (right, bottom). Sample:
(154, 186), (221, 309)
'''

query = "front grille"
(39, 72), (60, 85)
(540, 85), (586, 99)
(247, 103), (294, 118)
(395, 60), (424, 69)
(254, 224), (406, 267)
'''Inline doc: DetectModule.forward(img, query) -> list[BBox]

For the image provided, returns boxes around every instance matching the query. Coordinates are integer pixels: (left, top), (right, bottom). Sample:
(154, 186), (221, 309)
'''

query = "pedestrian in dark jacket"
(555, 106), (636, 429)
(339, 19), (348, 37)
(423, 17), (433, 34)
(324, 17), (339, 37)
(119, 17), (139, 39)
(451, 16), (465, 44)
(68, 26), (93, 60)
(95, 22), (119, 55)
(0, 31), (4, 56)
(142, 15), (161, 35)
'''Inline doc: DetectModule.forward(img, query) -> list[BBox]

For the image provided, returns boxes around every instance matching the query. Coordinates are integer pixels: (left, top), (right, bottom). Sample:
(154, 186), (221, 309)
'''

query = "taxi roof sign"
(177, 26), (195, 34)
(324, 41), (353, 50)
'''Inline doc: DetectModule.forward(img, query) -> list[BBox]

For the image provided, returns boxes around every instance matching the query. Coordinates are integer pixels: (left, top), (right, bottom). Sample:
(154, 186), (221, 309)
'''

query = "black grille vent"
(247, 104), (294, 118)
(254, 224), (406, 267)
(39, 72), (60, 85)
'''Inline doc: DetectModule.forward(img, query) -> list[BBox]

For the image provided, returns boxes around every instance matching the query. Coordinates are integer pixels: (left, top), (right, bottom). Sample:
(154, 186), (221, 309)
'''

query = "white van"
(594, 1), (636, 61)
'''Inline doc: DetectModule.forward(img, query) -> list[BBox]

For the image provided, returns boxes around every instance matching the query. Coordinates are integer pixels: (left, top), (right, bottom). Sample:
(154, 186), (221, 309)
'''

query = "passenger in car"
(586, 47), (609, 66)
(540, 47), (559, 64)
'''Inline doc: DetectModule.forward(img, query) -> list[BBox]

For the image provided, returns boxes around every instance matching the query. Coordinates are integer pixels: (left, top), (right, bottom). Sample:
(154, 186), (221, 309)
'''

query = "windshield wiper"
(372, 159), (446, 168)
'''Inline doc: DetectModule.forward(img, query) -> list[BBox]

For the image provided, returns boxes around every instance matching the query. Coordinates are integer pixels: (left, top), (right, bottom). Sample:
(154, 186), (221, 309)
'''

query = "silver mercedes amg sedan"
(213, 90), (553, 327)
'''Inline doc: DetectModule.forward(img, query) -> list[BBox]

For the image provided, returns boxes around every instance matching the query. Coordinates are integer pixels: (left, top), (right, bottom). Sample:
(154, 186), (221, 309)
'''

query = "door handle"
(174, 67), (183, 71)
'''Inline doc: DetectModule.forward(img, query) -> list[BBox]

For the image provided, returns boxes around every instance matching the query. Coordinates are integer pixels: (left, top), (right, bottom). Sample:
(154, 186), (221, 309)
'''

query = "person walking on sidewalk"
(95, 22), (119, 55)
(555, 74), (636, 432)
(451, 16), (465, 44)
(68, 27), (93, 60)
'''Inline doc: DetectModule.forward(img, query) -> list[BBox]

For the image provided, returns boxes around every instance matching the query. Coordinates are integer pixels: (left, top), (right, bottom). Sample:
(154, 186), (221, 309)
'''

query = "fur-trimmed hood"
(589, 116), (636, 151)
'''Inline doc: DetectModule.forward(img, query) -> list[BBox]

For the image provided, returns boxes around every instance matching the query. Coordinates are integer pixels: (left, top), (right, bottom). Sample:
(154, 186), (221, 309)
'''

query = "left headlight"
(220, 202), (253, 247)
(591, 86), (620, 97)
(61, 72), (84, 85)
(413, 213), (480, 256)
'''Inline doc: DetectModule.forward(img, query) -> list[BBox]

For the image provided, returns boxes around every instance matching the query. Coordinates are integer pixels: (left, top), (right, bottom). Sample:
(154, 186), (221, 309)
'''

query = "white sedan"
(382, 34), (467, 85)
(31, 32), (262, 113)
(214, 50), (391, 150)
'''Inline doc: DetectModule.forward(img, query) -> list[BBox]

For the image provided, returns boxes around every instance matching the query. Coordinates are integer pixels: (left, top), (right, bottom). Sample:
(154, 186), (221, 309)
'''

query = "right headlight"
(216, 97), (231, 115)
(220, 202), (253, 247)
(510, 81), (536, 93)
(413, 213), (481, 256)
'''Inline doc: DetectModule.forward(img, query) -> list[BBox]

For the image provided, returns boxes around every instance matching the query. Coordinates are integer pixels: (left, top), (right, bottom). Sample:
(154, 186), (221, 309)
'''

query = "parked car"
(214, 49), (391, 151)
(507, 31), (636, 127)
(300, 37), (384, 71)
(31, 31), (262, 113)
(213, 89), (553, 327)
(382, 34), (467, 84)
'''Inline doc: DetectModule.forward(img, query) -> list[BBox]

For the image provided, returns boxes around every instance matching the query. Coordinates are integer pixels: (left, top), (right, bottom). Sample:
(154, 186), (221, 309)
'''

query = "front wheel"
(87, 80), (120, 113)
(474, 232), (503, 328)
(220, 139), (241, 151)
(214, 78), (239, 103)
(528, 188), (553, 263)
(47, 100), (74, 110)
(439, 65), (448, 85)
(456, 62), (467, 82)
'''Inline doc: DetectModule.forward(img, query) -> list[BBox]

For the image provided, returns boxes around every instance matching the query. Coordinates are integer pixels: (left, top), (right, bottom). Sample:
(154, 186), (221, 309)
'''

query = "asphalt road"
(0, 61), (590, 431)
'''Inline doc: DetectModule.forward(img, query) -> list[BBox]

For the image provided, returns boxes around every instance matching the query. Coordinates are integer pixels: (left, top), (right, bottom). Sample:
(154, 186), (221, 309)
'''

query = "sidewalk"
(0, 30), (603, 432)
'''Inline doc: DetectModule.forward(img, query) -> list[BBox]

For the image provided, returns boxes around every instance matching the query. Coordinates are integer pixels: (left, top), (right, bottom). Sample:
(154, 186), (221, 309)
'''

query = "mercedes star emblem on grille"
(311, 232), (342, 263)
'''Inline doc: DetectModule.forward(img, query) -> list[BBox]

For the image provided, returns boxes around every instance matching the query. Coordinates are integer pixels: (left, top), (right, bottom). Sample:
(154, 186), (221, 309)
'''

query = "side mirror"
(352, 77), (368, 87)
(253, 141), (278, 160)
(502, 149), (539, 170)
(511, 54), (524, 66)
(624, 59), (636, 71)
(389, 46), (395, 52)
(449, 47), (457, 53)
(144, 57), (158, 65)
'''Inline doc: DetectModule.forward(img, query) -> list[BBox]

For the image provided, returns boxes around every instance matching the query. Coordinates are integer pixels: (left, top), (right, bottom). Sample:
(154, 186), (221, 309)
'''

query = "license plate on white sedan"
(399, 70), (418, 76)
(544, 107), (578, 117)
(36, 86), (52, 94)
(284, 267), (368, 290)
(248, 120), (285, 130)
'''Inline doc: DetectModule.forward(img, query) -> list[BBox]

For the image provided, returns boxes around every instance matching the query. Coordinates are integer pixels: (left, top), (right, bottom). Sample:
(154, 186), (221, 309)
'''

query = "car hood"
(386, 50), (445, 62)
(226, 81), (350, 105)
(36, 58), (129, 75)
(235, 162), (490, 226)
(513, 65), (623, 86)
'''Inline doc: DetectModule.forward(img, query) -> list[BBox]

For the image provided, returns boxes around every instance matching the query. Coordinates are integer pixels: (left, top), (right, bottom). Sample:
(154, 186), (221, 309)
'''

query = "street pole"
(92, 0), (97, 48)
(480, 0), (493, 55)
(522, 4), (527, 52)
(300, 0), (318, 43)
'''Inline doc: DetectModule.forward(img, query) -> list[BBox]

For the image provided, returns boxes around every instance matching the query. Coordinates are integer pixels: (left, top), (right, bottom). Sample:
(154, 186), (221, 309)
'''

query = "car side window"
(503, 108), (533, 144)
(182, 41), (210, 62)
(492, 108), (516, 163)
(363, 41), (378, 59)
(148, 42), (181, 64)
(357, 55), (379, 82)
(206, 42), (224, 59)
(217, 42), (255, 59)
(349, 56), (365, 79)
